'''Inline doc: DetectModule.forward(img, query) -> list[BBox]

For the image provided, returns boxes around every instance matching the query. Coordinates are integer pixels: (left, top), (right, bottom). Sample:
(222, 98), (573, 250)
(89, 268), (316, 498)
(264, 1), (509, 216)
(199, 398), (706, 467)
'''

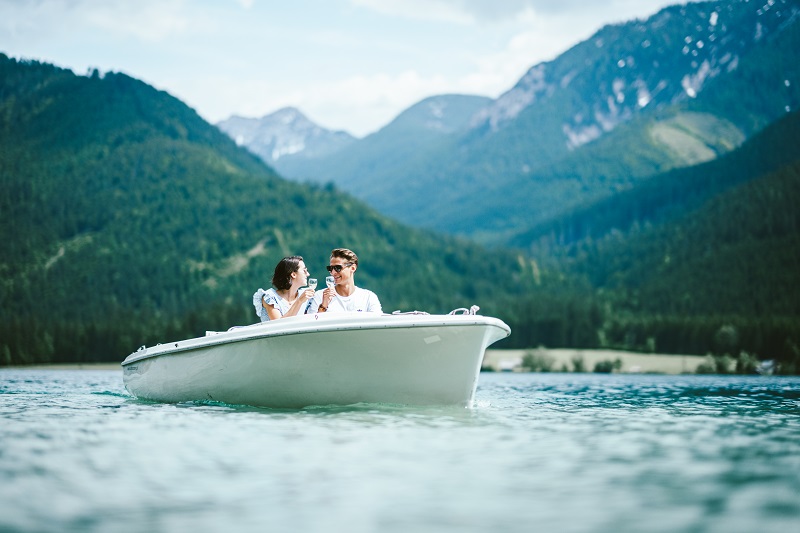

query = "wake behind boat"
(122, 310), (510, 408)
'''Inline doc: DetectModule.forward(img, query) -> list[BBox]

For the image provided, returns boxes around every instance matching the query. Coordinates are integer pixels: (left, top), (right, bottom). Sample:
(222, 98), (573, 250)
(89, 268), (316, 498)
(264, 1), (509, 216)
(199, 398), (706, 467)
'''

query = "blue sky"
(1, 0), (686, 136)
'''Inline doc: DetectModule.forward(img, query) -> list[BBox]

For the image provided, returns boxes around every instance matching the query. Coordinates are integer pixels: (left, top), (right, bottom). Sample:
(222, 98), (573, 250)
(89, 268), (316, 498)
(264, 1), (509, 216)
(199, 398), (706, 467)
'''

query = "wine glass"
(326, 276), (335, 289)
(307, 278), (318, 291)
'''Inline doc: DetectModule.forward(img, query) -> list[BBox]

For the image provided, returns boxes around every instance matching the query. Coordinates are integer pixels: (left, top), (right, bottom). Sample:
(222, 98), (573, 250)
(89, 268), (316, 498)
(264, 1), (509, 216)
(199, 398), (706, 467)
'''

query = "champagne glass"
(326, 276), (335, 289)
(307, 278), (318, 291)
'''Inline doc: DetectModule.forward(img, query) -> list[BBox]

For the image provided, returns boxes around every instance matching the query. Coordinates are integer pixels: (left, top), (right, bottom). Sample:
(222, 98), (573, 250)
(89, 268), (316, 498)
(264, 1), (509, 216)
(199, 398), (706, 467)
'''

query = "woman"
(252, 256), (315, 322)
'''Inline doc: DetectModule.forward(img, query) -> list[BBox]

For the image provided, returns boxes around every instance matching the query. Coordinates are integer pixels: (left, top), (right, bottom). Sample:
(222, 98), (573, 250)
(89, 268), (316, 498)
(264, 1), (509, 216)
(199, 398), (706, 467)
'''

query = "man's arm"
(367, 291), (382, 314)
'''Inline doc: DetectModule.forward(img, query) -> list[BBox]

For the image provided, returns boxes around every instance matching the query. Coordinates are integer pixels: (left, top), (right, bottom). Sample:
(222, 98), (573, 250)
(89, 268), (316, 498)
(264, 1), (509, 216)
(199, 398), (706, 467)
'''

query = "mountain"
(2, 52), (798, 371)
(563, 111), (800, 362)
(0, 54), (543, 365)
(216, 107), (356, 170)
(271, 94), (493, 183)
(509, 110), (800, 253)
(275, 0), (800, 244)
(507, 109), (800, 367)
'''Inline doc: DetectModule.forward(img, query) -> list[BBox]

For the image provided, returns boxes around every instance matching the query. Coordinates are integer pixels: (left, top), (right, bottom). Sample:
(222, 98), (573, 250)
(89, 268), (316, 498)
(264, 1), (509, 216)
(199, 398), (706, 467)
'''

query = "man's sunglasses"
(326, 263), (353, 273)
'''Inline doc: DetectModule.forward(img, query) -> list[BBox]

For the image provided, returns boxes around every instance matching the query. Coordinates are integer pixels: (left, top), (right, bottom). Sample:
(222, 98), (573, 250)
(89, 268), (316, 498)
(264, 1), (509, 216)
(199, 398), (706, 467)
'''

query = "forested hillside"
(511, 110), (800, 250)
(508, 111), (800, 369)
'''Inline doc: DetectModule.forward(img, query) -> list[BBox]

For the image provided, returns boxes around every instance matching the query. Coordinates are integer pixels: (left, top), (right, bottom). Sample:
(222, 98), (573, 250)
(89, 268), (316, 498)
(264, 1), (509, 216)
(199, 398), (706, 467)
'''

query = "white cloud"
(0, 0), (212, 43)
(349, 0), (477, 24)
(310, 83), (448, 136)
(349, 0), (678, 24)
(348, 0), (564, 24)
(83, 2), (192, 42)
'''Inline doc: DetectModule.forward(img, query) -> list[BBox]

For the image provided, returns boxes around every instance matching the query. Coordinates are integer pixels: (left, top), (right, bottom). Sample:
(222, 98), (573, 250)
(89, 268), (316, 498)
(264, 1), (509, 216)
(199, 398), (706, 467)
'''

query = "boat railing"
(447, 305), (480, 315)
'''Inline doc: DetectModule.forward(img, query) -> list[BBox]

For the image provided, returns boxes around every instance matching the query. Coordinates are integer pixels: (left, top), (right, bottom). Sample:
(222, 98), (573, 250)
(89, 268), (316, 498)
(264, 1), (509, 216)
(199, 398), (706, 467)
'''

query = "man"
(308, 248), (382, 314)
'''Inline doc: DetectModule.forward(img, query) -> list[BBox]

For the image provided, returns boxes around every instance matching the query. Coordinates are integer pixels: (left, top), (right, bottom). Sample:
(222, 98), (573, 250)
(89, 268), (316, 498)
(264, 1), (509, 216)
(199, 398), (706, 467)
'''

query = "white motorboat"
(121, 310), (510, 408)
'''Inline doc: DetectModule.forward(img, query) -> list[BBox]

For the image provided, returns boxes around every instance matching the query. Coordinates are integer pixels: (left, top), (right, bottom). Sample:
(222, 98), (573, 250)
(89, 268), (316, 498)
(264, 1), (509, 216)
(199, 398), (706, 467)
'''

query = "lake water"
(1, 370), (798, 533)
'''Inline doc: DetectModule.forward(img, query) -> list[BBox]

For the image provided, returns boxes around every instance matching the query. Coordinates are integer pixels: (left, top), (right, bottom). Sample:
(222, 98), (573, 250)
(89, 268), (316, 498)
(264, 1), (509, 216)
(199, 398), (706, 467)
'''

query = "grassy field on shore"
(484, 348), (708, 374)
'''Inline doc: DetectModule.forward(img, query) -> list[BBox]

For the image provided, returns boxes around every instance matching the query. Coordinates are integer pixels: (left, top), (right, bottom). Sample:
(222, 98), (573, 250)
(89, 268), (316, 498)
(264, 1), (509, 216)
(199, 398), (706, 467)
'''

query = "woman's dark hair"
(272, 256), (303, 290)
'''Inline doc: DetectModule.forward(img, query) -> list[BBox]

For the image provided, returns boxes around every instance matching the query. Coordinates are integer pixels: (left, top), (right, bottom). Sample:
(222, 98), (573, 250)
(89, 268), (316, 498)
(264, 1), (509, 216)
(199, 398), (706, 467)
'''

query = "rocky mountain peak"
(217, 107), (355, 164)
(470, 0), (799, 149)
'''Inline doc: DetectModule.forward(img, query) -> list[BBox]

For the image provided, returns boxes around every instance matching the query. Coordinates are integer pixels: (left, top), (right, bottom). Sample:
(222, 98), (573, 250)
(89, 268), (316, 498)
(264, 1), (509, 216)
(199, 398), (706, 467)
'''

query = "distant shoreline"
(483, 348), (708, 374)
(3, 363), (122, 371)
(1, 349), (709, 374)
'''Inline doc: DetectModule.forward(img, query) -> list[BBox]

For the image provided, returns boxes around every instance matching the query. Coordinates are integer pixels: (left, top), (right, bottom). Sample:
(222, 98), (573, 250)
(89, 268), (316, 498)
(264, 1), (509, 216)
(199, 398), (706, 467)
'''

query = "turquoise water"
(1, 370), (798, 533)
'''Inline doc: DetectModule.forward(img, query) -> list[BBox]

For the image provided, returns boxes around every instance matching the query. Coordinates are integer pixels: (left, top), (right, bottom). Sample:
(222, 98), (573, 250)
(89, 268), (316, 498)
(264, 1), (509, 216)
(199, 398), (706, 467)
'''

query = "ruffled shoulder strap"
(252, 288), (268, 316)
(262, 288), (282, 307)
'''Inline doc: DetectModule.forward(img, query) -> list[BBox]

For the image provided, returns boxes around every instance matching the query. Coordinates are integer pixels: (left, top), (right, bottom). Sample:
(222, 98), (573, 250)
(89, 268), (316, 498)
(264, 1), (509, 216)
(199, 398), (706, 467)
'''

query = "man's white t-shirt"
(308, 286), (382, 314)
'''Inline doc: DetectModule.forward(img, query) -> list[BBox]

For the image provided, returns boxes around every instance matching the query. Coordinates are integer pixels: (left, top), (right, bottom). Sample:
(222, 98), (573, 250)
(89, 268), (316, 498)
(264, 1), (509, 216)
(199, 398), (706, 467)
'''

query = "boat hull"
(122, 313), (510, 408)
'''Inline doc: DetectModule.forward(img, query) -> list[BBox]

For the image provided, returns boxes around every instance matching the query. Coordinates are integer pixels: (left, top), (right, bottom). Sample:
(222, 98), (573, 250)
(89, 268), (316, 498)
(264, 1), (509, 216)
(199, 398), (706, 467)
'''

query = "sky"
(1, 0), (686, 137)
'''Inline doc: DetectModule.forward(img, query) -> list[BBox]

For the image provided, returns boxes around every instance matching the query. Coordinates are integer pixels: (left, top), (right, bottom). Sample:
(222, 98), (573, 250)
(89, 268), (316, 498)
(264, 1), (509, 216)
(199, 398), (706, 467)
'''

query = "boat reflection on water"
(122, 310), (510, 409)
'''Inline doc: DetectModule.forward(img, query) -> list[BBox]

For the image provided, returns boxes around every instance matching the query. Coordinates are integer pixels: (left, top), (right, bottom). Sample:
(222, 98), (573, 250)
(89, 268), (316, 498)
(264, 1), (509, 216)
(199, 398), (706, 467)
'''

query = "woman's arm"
(263, 296), (283, 321)
(283, 289), (314, 317)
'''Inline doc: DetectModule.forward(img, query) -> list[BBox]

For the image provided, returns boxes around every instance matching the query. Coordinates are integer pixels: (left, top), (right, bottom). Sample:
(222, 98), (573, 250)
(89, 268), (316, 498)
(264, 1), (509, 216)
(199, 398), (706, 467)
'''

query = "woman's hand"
(301, 289), (315, 301)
